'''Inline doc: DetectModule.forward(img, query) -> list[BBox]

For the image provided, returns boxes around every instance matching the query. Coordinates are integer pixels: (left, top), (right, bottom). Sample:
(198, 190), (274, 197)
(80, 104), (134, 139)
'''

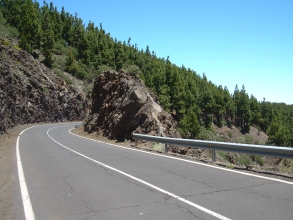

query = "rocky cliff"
(0, 39), (87, 135)
(84, 70), (180, 141)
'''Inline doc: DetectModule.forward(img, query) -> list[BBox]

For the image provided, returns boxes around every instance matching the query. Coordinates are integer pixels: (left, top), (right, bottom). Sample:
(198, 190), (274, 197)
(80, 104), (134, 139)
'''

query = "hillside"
(0, 0), (292, 147)
(0, 35), (88, 135)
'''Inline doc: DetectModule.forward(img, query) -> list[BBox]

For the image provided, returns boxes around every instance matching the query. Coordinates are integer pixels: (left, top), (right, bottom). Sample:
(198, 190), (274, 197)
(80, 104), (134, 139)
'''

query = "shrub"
(124, 65), (142, 76)
(1, 52), (8, 61)
(218, 151), (228, 161)
(244, 134), (254, 144)
(13, 45), (21, 50)
(251, 155), (264, 166)
(1, 39), (10, 45)
(226, 163), (234, 169)
(152, 143), (165, 152)
(80, 63), (99, 82)
(198, 128), (215, 141)
(236, 136), (245, 144)
(54, 55), (67, 70)
(228, 131), (233, 138)
(0, 25), (19, 38)
(53, 40), (70, 55)
(235, 155), (251, 166)
(53, 68), (72, 85)
(98, 65), (114, 73)
(227, 120), (232, 128)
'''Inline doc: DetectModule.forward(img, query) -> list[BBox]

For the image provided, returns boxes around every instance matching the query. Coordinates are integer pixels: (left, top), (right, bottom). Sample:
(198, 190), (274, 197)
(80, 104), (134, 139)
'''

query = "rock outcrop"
(84, 70), (180, 141)
(0, 40), (87, 135)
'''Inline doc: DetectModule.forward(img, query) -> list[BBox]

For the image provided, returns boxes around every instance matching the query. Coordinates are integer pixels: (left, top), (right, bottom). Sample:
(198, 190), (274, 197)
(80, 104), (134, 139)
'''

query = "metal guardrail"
(133, 133), (293, 162)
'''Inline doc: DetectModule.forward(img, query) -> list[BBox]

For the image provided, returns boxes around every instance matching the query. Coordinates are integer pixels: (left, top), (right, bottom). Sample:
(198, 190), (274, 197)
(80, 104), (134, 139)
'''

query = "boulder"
(84, 70), (181, 141)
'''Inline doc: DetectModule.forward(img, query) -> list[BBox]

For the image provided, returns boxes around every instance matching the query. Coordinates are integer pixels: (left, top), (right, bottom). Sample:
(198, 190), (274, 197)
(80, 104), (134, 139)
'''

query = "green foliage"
(124, 64), (142, 76)
(267, 116), (289, 146)
(18, 0), (42, 53)
(228, 131), (233, 138)
(1, 51), (8, 60)
(98, 65), (114, 73)
(65, 48), (86, 79)
(0, 9), (19, 38)
(53, 68), (72, 85)
(226, 163), (234, 169)
(235, 155), (251, 166)
(0, 25), (19, 38)
(13, 45), (21, 50)
(42, 86), (48, 93)
(54, 55), (67, 70)
(41, 5), (55, 67)
(197, 128), (215, 141)
(152, 143), (165, 152)
(1, 39), (10, 45)
(218, 151), (228, 161)
(244, 134), (254, 144)
(179, 106), (201, 139)
(251, 155), (264, 166)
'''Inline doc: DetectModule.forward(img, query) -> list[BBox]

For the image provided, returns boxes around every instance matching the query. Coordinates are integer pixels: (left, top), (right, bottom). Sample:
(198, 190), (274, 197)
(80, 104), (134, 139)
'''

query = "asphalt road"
(15, 123), (293, 220)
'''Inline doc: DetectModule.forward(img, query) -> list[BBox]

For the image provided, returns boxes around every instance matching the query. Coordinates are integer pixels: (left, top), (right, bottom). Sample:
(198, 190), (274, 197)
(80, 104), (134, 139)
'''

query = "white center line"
(16, 123), (78, 220)
(48, 126), (231, 220)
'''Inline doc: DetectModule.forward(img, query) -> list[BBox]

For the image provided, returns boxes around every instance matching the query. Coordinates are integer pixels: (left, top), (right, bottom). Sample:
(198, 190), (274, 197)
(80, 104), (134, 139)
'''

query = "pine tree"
(66, 49), (80, 77)
(2, 0), (22, 28)
(268, 116), (289, 146)
(114, 41), (125, 71)
(179, 106), (201, 139)
(18, 0), (42, 54)
(41, 2), (55, 67)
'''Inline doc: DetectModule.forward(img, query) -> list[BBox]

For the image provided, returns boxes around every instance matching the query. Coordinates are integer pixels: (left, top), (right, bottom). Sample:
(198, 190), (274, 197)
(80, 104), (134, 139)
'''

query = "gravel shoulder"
(0, 124), (33, 220)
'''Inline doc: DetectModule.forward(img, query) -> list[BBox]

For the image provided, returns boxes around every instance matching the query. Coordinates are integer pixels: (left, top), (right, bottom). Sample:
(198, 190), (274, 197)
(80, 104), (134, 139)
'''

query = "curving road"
(15, 123), (293, 219)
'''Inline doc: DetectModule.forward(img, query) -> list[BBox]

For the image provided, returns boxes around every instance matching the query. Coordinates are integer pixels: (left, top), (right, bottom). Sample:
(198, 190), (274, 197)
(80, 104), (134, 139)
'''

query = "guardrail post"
(135, 139), (137, 147)
(212, 150), (216, 162)
(165, 144), (168, 153)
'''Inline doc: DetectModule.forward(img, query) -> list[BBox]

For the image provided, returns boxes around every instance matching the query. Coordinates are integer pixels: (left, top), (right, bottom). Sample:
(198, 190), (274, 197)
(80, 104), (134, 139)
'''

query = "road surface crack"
(198, 182), (275, 196)
(62, 178), (75, 192)
(152, 166), (214, 189)
(83, 199), (173, 219)
(248, 191), (293, 203)
(164, 201), (203, 219)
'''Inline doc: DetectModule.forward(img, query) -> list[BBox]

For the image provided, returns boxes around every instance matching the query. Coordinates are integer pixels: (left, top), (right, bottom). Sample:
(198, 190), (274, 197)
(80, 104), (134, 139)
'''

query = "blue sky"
(39, 0), (293, 104)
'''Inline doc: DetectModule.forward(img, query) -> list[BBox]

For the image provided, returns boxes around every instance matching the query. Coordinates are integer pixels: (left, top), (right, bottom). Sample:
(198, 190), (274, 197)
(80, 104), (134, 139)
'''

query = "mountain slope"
(0, 37), (87, 135)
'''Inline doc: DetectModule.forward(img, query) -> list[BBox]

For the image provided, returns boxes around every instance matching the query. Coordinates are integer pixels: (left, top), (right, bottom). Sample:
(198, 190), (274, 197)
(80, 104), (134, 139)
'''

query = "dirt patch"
(0, 124), (33, 220)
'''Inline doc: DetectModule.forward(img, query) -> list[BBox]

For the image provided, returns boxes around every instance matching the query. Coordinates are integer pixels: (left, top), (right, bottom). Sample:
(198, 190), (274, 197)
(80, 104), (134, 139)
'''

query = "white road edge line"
(16, 122), (78, 220)
(69, 128), (293, 185)
(48, 126), (231, 220)
(17, 126), (36, 220)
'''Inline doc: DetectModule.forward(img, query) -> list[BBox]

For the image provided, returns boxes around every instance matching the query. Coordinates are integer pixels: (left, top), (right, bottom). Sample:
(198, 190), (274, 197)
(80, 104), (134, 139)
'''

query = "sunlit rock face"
(84, 70), (180, 141)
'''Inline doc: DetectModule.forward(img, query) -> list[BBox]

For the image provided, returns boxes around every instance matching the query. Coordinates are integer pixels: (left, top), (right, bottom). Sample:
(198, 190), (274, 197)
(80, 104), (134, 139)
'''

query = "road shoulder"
(0, 124), (32, 219)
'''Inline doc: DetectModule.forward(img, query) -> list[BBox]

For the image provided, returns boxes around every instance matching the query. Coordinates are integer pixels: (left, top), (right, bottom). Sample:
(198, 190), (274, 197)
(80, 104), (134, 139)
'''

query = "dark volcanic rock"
(0, 39), (87, 135)
(84, 70), (181, 141)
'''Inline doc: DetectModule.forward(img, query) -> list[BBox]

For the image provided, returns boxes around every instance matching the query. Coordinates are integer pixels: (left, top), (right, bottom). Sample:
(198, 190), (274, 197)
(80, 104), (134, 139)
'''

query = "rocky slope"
(0, 38), (87, 135)
(84, 70), (180, 141)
